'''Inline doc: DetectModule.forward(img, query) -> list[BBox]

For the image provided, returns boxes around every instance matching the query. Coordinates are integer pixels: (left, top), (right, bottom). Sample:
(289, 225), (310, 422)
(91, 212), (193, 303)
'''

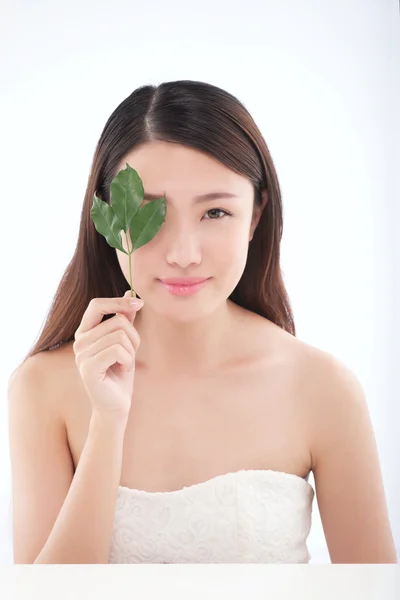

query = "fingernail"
(128, 298), (143, 307)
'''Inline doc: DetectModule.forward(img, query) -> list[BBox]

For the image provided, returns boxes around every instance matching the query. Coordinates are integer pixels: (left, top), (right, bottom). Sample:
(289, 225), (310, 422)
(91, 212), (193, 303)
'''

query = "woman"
(7, 80), (397, 564)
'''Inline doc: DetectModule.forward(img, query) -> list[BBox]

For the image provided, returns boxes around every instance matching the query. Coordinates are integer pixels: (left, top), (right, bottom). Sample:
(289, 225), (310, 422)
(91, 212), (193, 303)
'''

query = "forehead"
(118, 141), (253, 197)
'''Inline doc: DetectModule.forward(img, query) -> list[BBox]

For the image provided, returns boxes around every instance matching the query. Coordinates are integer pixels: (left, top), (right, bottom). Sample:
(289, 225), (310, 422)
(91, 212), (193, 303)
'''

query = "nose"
(165, 224), (202, 269)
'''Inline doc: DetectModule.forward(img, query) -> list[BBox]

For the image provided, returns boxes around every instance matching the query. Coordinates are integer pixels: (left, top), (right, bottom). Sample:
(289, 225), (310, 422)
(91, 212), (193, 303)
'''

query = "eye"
(203, 208), (231, 220)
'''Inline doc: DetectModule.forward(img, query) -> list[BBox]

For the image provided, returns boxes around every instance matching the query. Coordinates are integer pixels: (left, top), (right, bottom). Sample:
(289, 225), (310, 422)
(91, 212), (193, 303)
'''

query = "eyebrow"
(143, 192), (239, 204)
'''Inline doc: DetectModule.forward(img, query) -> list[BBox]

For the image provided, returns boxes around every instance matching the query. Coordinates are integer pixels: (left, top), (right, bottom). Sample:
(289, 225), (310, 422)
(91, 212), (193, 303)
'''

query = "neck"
(134, 299), (239, 375)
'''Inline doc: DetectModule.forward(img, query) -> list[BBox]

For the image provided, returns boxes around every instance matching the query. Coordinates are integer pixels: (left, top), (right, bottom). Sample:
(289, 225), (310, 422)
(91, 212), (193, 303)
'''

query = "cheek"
(212, 228), (250, 278)
(119, 245), (158, 292)
(212, 222), (250, 256)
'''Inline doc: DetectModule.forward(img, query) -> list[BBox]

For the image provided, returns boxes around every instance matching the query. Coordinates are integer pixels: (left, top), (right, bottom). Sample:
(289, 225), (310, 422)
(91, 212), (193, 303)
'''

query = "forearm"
(34, 413), (126, 564)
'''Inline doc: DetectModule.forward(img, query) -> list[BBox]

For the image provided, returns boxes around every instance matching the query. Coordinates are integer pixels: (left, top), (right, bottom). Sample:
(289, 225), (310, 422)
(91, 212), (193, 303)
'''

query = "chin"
(161, 296), (230, 323)
(160, 304), (212, 321)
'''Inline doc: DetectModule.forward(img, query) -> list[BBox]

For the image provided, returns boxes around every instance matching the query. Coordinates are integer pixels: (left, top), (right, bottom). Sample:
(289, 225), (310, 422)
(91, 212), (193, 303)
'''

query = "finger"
(115, 304), (143, 327)
(83, 344), (133, 377)
(74, 310), (142, 355)
(112, 314), (141, 351)
(76, 329), (134, 369)
(121, 291), (144, 325)
(76, 296), (142, 336)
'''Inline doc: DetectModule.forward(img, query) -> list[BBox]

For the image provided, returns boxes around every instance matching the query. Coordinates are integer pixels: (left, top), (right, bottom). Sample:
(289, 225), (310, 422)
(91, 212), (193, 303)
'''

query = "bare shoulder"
(245, 309), (368, 436)
(8, 351), (53, 408)
(288, 338), (368, 450)
(8, 345), (77, 564)
(264, 323), (368, 443)
(8, 342), (76, 417)
(252, 309), (361, 386)
(266, 330), (397, 562)
(242, 308), (339, 372)
(259, 326), (396, 561)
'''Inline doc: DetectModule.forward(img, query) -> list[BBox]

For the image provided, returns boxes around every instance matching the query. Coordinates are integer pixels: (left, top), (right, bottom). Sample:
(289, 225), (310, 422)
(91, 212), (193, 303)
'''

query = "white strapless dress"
(109, 469), (315, 563)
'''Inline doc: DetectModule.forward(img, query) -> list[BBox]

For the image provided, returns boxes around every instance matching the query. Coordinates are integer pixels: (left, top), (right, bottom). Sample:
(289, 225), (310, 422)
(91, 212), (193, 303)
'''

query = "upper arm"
(307, 353), (397, 563)
(7, 355), (75, 563)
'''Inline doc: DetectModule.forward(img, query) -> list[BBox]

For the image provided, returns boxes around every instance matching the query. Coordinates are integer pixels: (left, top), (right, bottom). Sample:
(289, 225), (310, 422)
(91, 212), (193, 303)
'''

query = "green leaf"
(90, 193), (128, 254)
(130, 196), (166, 251)
(110, 163), (143, 231)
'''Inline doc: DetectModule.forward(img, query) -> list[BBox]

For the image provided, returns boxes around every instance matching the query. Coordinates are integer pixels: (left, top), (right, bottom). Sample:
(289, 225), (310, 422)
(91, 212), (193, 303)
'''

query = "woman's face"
(115, 140), (264, 319)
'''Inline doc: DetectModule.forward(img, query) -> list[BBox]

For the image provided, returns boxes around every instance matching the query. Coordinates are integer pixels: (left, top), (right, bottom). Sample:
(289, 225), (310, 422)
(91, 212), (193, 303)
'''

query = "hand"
(73, 291), (144, 422)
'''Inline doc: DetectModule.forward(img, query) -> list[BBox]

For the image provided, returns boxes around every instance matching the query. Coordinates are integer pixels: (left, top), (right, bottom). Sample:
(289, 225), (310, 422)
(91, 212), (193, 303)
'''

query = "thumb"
(123, 289), (143, 303)
(122, 290), (144, 324)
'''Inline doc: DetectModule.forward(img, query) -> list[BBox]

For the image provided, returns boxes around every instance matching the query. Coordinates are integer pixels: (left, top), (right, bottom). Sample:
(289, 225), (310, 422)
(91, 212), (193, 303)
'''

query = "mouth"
(159, 277), (209, 285)
(158, 277), (211, 297)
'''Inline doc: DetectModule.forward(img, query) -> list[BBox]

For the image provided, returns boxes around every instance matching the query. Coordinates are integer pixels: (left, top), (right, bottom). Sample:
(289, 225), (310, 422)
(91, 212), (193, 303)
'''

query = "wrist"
(90, 409), (129, 436)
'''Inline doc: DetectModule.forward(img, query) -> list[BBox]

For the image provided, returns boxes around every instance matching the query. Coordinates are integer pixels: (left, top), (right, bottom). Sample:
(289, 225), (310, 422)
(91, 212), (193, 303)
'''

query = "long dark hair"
(22, 79), (295, 364)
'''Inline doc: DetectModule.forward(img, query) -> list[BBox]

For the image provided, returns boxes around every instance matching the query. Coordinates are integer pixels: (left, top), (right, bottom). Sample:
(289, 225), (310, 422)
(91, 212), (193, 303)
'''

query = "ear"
(249, 189), (268, 241)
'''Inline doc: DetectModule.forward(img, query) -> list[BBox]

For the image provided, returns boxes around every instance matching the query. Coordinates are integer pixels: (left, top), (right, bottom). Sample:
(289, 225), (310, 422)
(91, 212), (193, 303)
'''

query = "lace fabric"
(109, 469), (315, 563)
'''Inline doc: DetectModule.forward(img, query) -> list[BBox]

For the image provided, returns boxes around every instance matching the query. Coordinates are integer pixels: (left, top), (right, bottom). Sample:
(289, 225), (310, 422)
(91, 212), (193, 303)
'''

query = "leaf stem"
(125, 231), (136, 298)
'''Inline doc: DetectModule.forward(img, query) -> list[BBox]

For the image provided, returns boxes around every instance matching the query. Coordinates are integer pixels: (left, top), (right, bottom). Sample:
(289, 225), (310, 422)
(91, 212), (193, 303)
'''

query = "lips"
(159, 277), (210, 286)
(159, 277), (210, 297)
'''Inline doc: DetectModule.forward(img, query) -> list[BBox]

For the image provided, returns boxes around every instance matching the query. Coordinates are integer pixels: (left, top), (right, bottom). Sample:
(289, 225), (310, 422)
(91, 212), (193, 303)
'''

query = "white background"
(0, 0), (399, 564)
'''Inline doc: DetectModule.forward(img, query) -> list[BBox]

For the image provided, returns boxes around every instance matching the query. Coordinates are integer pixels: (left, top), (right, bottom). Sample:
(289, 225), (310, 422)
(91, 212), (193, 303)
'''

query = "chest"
(65, 358), (310, 493)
